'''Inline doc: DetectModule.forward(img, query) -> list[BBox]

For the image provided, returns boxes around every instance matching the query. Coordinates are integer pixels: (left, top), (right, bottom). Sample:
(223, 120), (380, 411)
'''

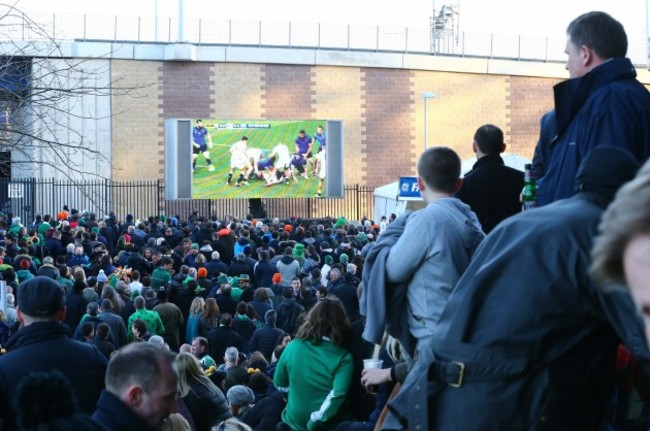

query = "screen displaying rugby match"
(164, 119), (344, 200)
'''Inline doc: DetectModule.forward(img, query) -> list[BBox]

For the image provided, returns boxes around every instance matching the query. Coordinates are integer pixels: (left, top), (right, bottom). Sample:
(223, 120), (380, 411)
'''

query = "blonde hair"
(175, 352), (217, 397)
(189, 297), (205, 316)
(212, 418), (252, 431)
(161, 413), (191, 431)
(195, 254), (207, 265)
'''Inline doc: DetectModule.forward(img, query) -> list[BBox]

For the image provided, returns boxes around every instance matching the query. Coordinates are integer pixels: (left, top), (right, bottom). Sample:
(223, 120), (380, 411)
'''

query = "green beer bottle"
(521, 164), (537, 211)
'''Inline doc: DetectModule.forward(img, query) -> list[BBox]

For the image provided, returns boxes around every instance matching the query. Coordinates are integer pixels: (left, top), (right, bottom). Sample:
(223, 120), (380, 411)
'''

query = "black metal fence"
(0, 178), (376, 224)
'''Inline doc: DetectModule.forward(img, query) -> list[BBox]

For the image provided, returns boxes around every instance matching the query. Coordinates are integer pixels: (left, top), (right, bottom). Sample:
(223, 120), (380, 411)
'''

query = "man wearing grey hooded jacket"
(384, 147), (484, 350)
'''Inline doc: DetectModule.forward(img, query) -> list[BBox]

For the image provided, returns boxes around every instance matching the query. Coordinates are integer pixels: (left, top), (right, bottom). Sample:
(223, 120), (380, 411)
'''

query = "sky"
(10, 0), (649, 42)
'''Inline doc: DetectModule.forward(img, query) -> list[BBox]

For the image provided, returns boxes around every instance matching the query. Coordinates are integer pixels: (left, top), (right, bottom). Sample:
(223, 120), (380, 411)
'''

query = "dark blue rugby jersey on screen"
(193, 126), (208, 145)
(294, 134), (312, 154)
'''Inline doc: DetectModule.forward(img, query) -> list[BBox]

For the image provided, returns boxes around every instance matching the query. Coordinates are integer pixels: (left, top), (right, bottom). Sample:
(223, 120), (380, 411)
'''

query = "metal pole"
(376, 25), (379, 52)
(424, 97), (428, 150)
(177, 0), (184, 42)
(405, 27), (408, 53)
(154, 0), (158, 42)
(347, 24), (350, 50)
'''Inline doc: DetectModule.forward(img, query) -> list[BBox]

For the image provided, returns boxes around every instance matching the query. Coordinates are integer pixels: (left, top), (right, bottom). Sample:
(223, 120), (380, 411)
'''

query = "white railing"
(4, 13), (649, 66)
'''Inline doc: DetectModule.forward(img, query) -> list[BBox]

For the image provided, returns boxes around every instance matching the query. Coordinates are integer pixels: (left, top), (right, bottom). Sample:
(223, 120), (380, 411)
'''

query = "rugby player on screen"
(192, 119), (214, 172)
(228, 136), (252, 187)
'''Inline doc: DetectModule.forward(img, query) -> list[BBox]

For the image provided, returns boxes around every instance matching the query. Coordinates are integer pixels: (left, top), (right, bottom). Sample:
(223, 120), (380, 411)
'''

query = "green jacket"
(274, 338), (353, 431)
(127, 308), (165, 342)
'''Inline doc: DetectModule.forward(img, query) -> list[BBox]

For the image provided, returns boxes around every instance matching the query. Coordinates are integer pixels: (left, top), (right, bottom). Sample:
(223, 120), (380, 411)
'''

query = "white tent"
(373, 153), (531, 221)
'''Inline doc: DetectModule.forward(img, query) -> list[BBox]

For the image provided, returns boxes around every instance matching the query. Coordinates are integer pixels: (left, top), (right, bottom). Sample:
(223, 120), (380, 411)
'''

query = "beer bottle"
(521, 164), (537, 211)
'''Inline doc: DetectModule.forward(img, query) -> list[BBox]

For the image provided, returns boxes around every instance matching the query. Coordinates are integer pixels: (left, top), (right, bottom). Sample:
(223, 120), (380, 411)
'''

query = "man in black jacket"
(0, 277), (107, 430)
(328, 268), (360, 323)
(92, 343), (178, 431)
(275, 287), (305, 336)
(455, 124), (524, 234)
(207, 313), (242, 366)
(250, 310), (286, 361)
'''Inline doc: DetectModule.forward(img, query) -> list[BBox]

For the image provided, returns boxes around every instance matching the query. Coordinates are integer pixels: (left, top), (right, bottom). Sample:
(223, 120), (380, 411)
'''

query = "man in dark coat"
(275, 287), (305, 336)
(98, 299), (128, 349)
(214, 283), (238, 317)
(328, 268), (360, 323)
(44, 230), (66, 260)
(385, 147), (647, 430)
(456, 124), (524, 233)
(534, 12), (650, 206)
(228, 253), (253, 280)
(92, 343), (178, 431)
(207, 313), (243, 365)
(204, 251), (228, 279)
(36, 256), (59, 279)
(250, 310), (286, 362)
(0, 277), (107, 430)
(63, 279), (89, 334)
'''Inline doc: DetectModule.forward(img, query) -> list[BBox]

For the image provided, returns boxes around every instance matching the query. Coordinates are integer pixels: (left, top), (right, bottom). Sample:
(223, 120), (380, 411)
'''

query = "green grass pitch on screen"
(192, 119), (327, 199)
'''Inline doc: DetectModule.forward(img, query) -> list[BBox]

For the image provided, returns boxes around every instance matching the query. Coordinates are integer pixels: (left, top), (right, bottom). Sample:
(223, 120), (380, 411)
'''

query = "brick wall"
(261, 65), (315, 119)
(313, 66), (364, 184)
(361, 68), (414, 185)
(411, 71), (509, 163)
(110, 61), (569, 186)
(508, 76), (560, 157)
(111, 60), (163, 181)
(212, 64), (264, 119)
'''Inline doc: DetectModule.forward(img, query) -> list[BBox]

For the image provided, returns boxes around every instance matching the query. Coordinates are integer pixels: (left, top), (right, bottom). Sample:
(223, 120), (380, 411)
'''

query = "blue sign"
(399, 176), (420, 198)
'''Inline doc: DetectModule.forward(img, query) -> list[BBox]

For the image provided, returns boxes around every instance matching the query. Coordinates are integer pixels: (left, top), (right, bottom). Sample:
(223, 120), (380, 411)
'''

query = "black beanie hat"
(574, 146), (640, 201)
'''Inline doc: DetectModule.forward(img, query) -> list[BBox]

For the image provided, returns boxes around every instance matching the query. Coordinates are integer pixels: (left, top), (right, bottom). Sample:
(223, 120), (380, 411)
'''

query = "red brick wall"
(161, 62), (214, 118)
(361, 68), (415, 185)
(261, 65), (315, 119)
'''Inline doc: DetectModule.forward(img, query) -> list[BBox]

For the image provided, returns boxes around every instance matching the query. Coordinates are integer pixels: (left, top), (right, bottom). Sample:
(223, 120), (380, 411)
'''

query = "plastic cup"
(363, 359), (383, 394)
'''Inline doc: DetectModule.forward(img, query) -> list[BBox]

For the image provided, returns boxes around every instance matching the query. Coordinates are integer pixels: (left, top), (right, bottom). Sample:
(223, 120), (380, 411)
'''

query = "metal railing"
(3, 13), (647, 67)
(0, 178), (376, 223)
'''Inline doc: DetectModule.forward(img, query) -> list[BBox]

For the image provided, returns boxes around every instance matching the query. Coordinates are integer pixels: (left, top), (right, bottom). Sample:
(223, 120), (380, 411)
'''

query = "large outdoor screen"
(164, 119), (344, 200)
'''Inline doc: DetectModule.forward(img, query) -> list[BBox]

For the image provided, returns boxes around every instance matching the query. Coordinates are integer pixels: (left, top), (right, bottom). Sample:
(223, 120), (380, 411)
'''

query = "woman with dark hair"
(245, 304), (263, 330)
(199, 298), (221, 337)
(249, 288), (272, 324)
(273, 297), (353, 430)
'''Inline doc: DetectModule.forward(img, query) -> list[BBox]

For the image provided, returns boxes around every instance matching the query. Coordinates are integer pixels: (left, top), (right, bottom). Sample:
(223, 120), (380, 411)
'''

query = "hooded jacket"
(384, 198), (484, 341)
(535, 57), (650, 205)
(275, 255), (300, 288)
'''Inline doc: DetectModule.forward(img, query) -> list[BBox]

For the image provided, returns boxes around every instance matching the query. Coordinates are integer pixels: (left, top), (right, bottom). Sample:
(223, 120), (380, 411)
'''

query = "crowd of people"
(0, 204), (384, 431)
(0, 9), (650, 431)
